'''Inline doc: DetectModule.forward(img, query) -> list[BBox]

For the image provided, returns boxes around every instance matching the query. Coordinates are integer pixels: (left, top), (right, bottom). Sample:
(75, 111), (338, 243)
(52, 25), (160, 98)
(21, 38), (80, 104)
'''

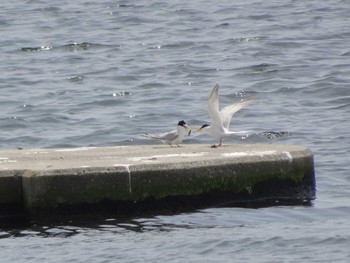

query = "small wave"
(21, 46), (52, 52)
(77, 98), (124, 108)
(0, 116), (27, 130)
(215, 22), (230, 28)
(248, 14), (274, 20)
(68, 75), (85, 83)
(113, 91), (133, 97)
(236, 63), (277, 74)
(20, 42), (112, 53)
(32, 114), (69, 124)
(341, 50), (350, 56)
(32, 6), (61, 13)
(262, 131), (293, 139)
(146, 41), (201, 50)
(63, 42), (92, 51)
(225, 37), (262, 44)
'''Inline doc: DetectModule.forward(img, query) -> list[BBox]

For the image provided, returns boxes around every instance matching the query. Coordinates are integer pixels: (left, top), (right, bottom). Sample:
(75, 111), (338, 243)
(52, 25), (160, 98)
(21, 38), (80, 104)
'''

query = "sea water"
(1, 0), (350, 262)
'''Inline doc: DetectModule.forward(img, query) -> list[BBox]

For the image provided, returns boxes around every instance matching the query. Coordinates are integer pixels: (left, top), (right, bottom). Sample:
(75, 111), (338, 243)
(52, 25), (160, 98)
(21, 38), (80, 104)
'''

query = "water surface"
(1, 0), (350, 262)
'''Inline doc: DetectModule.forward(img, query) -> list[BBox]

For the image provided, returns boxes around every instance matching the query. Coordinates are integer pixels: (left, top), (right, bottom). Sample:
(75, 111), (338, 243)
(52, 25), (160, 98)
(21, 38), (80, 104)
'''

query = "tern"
(143, 120), (191, 147)
(196, 84), (254, 148)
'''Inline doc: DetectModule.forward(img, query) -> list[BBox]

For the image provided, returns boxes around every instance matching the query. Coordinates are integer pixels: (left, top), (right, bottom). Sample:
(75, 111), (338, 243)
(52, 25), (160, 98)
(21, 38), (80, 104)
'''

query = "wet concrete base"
(0, 144), (315, 222)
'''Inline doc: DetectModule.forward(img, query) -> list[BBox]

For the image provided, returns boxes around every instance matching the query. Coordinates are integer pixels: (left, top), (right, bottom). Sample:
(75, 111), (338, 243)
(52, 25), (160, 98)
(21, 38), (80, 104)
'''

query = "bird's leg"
(218, 138), (223, 147)
(211, 139), (223, 148)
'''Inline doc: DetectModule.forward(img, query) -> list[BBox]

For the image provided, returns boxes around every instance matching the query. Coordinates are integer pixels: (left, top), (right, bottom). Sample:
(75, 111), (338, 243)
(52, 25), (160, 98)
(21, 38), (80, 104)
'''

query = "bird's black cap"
(178, 120), (187, 127)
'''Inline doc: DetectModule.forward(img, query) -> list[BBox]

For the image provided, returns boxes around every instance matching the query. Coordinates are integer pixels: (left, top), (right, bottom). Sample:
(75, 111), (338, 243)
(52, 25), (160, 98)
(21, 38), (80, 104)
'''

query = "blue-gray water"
(1, 0), (350, 262)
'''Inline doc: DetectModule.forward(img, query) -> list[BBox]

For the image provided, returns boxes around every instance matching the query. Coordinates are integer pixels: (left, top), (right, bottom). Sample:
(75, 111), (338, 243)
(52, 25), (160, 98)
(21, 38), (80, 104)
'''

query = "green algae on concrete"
(0, 144), (315, 215)
(129, 148), (314, 201)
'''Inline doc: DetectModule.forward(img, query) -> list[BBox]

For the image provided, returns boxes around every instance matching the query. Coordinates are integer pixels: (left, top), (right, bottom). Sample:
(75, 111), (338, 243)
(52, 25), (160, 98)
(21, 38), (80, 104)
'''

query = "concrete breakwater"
(0, 144), (315, 219)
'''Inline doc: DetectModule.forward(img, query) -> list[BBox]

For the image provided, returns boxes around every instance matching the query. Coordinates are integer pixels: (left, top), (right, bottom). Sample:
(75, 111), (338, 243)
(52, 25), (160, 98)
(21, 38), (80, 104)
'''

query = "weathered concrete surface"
(0, 144), (315, 216)
(0, 171), (22, 206)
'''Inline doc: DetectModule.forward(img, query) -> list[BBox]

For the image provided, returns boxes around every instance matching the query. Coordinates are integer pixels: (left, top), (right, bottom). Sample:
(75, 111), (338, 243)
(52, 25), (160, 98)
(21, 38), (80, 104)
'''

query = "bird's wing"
(220, 99), (254, 129)
(143, 130), (178, 142)
(208, 84), (224, 130)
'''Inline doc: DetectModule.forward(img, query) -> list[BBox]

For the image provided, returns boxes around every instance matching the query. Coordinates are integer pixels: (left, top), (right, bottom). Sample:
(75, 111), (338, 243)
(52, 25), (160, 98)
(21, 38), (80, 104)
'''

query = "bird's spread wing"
(208, 84), (224, 130)
(220, 99), (254, 129)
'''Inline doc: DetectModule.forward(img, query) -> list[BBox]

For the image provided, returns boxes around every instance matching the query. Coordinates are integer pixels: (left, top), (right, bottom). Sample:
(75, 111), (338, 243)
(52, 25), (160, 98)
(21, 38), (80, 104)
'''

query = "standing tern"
(196, 84), (254, 148)
(143, 120), (191, 147)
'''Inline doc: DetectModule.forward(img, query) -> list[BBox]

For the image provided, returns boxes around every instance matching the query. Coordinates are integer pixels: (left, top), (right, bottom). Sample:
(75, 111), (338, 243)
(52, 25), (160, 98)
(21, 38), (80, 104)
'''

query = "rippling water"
(1, 0), (350, 262)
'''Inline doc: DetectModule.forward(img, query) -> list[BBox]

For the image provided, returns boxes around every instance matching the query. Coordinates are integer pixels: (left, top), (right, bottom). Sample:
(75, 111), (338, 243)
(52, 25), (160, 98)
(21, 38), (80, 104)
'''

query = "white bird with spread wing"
(196, 84), (254, 148)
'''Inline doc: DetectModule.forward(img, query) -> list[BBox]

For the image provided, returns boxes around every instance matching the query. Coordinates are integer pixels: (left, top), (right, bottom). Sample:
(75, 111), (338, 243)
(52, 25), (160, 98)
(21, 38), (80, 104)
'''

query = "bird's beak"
(184, 125), (191, 136)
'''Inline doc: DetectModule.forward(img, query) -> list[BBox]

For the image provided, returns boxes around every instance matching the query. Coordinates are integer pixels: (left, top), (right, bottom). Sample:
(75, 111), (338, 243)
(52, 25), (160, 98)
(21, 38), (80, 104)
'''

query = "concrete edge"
(0, 144), (316, 220)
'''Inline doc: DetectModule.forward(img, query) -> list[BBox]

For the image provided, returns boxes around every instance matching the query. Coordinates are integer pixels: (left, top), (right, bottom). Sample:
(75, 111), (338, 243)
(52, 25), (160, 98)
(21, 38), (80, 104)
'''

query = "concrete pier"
(0, 144), (315, 219)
